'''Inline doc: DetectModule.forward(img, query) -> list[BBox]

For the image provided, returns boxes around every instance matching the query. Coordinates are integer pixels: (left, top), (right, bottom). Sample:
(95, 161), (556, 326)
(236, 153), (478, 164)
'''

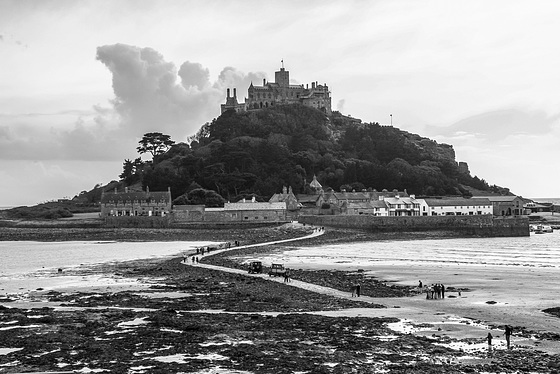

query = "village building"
(341, 200), (389, 216)
(221, 64), (332, 115)
(223, 196), (287, 221)
(269, 186), (300, 220)
(472, 195), (525, 216)
(172, 205), (205, 222)
(325, 190), (371, 207)
(382, 195), (421, 216)
(419, 198), (493, 216)
(100, 187), (172, 217)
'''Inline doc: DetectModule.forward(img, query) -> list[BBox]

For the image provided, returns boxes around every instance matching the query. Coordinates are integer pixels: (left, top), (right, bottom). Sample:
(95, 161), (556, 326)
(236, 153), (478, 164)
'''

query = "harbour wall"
(299, 215), (530, 237)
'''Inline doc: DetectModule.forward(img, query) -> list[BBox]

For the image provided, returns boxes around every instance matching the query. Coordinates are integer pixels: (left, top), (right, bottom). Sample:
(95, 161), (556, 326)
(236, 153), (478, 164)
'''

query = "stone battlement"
(221, 64), (332, 115)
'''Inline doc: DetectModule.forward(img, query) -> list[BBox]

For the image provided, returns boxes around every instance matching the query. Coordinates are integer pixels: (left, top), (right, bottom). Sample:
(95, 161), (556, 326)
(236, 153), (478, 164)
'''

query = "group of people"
(351, 283), (361, 297)
(487, 325), (514, 352)
(419, 280), (446, 300)
(183, 254), (199, 264)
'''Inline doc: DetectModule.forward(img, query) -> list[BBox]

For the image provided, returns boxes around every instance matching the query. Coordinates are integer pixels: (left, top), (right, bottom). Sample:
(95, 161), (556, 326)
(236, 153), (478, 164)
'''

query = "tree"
(119, 157), (144, 184)
(137, 132), (175, 159)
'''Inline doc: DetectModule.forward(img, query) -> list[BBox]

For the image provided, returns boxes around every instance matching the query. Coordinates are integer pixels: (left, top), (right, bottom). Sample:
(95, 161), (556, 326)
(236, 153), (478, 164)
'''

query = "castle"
(221, 63), (332, 115)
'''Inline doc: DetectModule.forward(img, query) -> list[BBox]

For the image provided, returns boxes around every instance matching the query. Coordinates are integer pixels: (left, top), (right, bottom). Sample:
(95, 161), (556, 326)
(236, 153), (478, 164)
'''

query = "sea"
(1, 230), (559, 294)
(0, 241), (216, 295)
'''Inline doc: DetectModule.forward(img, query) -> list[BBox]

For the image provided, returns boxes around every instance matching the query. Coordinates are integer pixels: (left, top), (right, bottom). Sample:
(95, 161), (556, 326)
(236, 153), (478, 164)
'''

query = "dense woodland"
(3, 104), (505, 219)
(122, 105), (497, 205)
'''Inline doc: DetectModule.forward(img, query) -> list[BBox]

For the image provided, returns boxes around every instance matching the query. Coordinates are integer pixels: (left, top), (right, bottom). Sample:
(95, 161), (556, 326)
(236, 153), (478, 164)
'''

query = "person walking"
(504, 325), (513, 350)
(487, 332), (493, 353)
(441, 284), (445, 299)
(356, 283), (361, 297)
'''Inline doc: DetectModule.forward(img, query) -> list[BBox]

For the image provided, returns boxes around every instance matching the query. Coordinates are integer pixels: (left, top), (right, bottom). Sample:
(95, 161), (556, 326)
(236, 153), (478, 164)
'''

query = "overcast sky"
(1, 0), (559, 206)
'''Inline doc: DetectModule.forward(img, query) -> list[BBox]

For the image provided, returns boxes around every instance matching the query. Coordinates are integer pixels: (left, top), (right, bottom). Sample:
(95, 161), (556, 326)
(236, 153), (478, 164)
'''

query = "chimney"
(312, 82), (315, 89)
(233, 88), (237, 98)
(263, 78), (266, 86)
(226, 88), (230, 98)
(306, 84), (308, 89)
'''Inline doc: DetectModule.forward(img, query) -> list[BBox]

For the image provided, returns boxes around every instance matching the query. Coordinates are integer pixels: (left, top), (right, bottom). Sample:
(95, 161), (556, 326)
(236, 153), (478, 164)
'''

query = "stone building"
(100, 187), (172, 217)
(472, 195), (525, 216)
(221, 64), (332, 115)
(223, 197), (287, 221)
(220, 88), (246, 113)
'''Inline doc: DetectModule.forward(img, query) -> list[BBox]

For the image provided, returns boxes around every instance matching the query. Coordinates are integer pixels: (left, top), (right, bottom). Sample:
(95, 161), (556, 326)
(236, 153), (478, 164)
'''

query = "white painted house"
(419, 198), (493, 216)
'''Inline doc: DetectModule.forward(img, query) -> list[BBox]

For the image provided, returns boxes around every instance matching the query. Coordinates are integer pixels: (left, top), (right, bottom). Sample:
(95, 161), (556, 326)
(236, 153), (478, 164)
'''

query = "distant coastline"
(530, 197), (560, 204)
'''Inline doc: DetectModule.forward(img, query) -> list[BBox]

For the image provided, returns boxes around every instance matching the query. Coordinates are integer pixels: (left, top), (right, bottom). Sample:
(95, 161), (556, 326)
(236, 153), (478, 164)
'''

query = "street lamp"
(390, 114), (392, 126)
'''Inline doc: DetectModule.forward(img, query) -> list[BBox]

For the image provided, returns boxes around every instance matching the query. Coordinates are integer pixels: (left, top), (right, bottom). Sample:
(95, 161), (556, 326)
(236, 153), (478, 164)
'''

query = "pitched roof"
(100, 191), (170, 204)
(329, 192), (370, 201)
(423, 198), (491, 207)
(472, 195), (521, 202)
(296, 194), (321, 203)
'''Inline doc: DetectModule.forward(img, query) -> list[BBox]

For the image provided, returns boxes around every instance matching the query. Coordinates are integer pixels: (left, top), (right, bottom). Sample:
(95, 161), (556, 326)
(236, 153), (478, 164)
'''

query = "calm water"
(0, 241), (214, 278)
(247, 231), (560, 270)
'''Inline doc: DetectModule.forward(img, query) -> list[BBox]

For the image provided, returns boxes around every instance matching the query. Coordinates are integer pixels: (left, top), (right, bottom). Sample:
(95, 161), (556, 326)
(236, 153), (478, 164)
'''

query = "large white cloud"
(0, 44), (265, 163)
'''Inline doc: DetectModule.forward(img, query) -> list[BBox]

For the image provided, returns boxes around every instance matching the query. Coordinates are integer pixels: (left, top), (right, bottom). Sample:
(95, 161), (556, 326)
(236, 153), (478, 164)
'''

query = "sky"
(1, 0), (559, 206)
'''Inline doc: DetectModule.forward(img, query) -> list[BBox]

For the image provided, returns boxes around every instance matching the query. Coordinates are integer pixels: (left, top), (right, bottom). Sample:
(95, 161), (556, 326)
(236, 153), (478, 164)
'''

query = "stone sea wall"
(299, 214), (530, 237)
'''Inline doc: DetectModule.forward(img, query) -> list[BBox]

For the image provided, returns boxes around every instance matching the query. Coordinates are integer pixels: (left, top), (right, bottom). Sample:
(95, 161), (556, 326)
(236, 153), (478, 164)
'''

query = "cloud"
(336, 99), (345, 112)
(95, 43), (265, 141)
(424, 108), (560, 142)
(178, 61), (210, 90)
(2, 43), (264, 163)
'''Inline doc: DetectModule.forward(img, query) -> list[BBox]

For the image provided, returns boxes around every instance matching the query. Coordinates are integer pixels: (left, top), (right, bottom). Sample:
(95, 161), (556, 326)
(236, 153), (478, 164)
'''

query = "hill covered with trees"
(117, 104), (499, 205)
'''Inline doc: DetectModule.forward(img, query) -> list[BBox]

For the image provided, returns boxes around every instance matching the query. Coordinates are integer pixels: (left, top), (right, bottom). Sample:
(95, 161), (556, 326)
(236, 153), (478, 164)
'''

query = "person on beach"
(284, 269), (290, 283)
(183, 253), (187, 263)
(351, 284), (357, 297)
(487, 332), (493, 353)
(191, 256), (195, 264)
(418, 280), (423, 289)
(441, 284), (445, 299)
(504, 325), (513, 349)
(356, 283), (361, 297)
(425, 285), (430, 299)
(195, 257), (199, 264)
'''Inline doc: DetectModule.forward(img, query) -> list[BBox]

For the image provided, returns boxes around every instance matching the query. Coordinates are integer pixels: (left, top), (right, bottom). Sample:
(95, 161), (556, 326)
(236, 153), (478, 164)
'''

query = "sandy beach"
(1, 223), (560, 373)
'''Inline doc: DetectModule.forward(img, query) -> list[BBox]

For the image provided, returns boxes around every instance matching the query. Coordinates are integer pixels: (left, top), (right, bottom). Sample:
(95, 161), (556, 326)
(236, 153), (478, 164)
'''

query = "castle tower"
(275, 67), (289, 88)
